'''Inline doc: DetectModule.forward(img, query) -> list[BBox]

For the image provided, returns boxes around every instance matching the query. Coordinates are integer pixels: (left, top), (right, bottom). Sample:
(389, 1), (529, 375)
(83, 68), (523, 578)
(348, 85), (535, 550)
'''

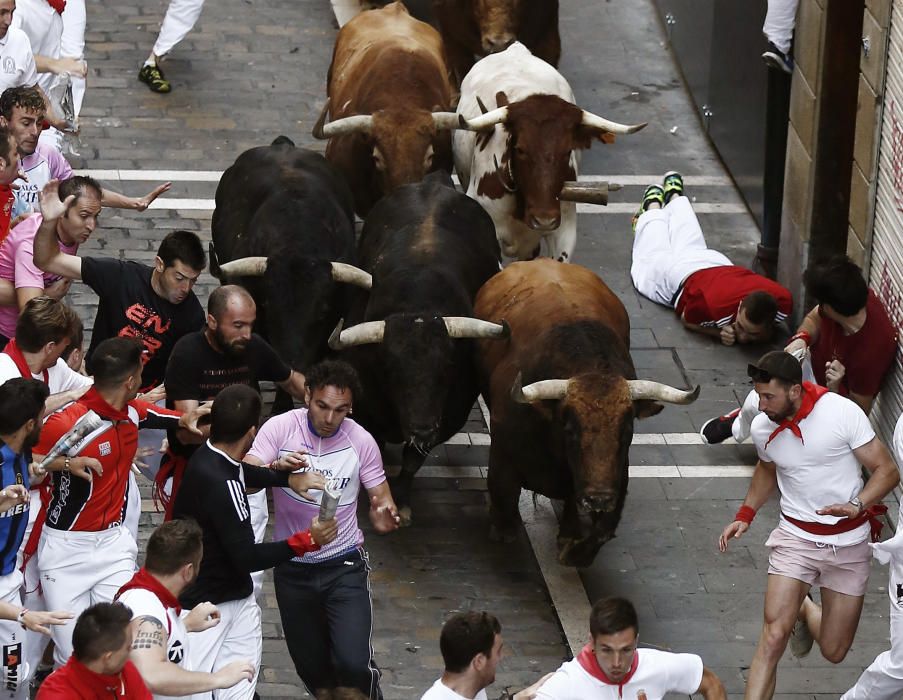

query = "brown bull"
(475, 260), (699, 566)
(434, 0), (560, 85)
(313, 1), (458, 216)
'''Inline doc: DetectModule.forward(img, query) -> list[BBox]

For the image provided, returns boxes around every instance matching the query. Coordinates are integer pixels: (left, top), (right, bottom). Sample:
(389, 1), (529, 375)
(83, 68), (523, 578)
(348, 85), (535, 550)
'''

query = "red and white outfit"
(631, 195), (791, 326)
(534, 644), (703, 699)
(151, 0), (205, 59)
(116, 568), (190, 700)
(34, 388), (182, 665)
(751, 385), (878, 595)
(842, 414), (903, 699)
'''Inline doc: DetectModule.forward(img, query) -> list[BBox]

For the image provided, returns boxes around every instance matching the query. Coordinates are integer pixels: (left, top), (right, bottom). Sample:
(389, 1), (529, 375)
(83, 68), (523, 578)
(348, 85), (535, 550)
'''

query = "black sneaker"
(762, 42), (793, 74)
(700, 407), (740, 445)
(138, 63), (171, 93)
(632, 184), (665, 231)
(663, 171), (684, 204)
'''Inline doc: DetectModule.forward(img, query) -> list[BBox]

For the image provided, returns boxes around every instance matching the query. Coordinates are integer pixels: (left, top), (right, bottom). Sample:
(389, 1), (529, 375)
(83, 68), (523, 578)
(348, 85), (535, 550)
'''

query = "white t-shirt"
(0, 354), (91, 395)
(117, 587), (190, 700)
(0, 27), (37, 95)
(420, 679), (488, 700)
(751, 391), (875, 546)
(535, 649), (703, 700)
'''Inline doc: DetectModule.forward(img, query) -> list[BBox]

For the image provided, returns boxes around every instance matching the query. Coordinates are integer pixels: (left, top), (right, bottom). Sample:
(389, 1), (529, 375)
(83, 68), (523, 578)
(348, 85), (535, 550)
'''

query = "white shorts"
(184, 595), (260, 700)
(38, 526), (137, 665)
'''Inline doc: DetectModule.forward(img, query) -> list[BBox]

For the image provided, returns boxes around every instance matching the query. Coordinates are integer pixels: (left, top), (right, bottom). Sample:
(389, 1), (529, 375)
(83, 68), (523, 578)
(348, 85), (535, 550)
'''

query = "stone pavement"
(55, 0), (896, 698)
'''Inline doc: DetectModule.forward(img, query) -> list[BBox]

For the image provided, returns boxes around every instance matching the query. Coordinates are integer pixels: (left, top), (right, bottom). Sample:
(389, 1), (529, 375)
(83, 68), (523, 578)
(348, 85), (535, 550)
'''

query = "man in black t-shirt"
(158, 286), (307, 580)
(172, 384), (336, 700)
(31, 180), (206, 392)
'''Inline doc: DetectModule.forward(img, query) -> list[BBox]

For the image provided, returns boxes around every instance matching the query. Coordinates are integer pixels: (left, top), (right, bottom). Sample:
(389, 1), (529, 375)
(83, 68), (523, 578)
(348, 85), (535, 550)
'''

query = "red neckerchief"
(765, 382), (830, 449)
(3, 339), (48, 384)
(79, 387), (130, 421)
(117, 567), (182, 615)
(46, 0), (66, 14)
(55, 657), (150, 699)
(576, 643), (640, 697)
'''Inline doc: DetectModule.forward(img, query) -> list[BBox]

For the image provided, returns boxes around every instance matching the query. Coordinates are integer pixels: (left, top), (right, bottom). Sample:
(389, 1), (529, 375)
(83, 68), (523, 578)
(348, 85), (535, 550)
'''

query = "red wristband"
(790, 331), (811, 346)
(287, 530), (321, 555)
(735, 505), (756, 524)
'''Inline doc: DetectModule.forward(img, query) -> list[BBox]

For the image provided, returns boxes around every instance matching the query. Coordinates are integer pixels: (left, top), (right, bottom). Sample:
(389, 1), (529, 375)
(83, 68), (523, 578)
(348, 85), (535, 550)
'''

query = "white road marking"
(383, 464), (753, 479)
(446, 431), (746, 446)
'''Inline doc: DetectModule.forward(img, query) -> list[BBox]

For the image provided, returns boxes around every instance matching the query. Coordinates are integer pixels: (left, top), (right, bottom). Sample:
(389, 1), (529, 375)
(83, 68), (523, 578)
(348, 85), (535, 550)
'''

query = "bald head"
(206, 286), (256, 358)
(208, 285), (256, 321)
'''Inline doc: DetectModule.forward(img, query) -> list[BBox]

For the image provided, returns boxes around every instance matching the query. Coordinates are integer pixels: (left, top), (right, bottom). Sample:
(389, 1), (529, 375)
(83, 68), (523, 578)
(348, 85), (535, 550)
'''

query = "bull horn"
(318, 114), (375, 139)
(580, 110), (647, 135)
(328, 319), (386, 350)
(330, 262), (372, 290)
(511, 373), (570, 403)
(459, 106), (509, 132)
(443, 317), (510, 339)
(432, 112), (462, 131)
(627, 380), (700, 405)
(559, 181), (613, 206)
(312, 101), (329, 139)
(218, 257), (268, 277)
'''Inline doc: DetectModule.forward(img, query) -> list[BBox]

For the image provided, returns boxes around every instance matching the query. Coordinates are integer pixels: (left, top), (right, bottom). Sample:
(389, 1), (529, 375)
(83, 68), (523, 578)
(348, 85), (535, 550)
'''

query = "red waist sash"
(782, 505), (887, 542)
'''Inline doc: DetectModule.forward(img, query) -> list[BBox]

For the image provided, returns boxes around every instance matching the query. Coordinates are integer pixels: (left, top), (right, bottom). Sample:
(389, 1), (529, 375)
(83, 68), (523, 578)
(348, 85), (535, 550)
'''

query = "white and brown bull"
(313, 1), (460, 217)
(475, 259), (699, 566)
(454, 42), (645, 263)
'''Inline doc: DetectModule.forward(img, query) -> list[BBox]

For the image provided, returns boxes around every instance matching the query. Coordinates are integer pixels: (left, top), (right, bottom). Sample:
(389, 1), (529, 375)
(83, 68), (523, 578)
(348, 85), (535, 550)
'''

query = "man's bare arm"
(697, 667), (728, 700)
(276, 370), (306, 401)
(33, 181), (81, 279)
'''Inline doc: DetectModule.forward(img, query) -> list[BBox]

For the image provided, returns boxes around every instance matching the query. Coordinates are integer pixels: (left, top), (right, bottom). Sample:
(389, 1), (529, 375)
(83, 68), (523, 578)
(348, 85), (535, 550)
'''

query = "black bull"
(329, 172), (507, 523)
(210, 137), (364, 412)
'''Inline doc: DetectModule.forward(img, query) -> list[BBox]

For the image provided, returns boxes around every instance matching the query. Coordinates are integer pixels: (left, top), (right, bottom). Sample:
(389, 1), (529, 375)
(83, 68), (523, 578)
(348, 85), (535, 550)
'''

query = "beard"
(214, 327), (248, 359)
(23, 422), (42, 452)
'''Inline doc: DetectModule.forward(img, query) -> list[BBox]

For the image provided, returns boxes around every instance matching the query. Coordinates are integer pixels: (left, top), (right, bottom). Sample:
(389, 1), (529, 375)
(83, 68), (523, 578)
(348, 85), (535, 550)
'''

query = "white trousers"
(630, 196), (731, 307)
(184, 595), (260, 700)
(248, 489), (268, 598)
(0, 572), (32, 700)
(842, 606), (903, 699)
(19, 491), (48, 680)
(152, 0), (206, 59)
(38, 526), (137, 666)
(763, 0), (800, 55)
(12, 0), (62, 94)
(60, 0), (86, 116)
(124, 471), (141, 543)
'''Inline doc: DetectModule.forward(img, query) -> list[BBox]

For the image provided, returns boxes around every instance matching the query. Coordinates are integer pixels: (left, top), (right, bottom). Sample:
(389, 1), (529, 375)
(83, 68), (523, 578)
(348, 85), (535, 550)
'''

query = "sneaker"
(138, 63), (171, 93)
(699, 407), (740, 445)
(789, 596), (815, 658)
(762, 42), (794, 74)
(632, 184), (665, 231)
(663, 171), (684, 203)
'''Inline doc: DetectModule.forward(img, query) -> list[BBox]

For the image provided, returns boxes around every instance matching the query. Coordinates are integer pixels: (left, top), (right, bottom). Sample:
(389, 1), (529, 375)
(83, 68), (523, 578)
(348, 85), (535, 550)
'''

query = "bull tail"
(271, 135), (295, 147)
(209, 242), (222, 279)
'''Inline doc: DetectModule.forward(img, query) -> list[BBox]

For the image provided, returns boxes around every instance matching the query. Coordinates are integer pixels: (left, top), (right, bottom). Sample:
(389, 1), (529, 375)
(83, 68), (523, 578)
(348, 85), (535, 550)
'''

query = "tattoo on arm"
(131, 616), (166, 650)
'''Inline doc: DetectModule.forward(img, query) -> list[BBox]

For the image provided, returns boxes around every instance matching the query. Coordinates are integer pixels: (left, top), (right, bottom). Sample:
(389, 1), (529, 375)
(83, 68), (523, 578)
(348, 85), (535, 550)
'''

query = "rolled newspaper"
(38, 410), (103, 470)
(319, 485), (340, 521)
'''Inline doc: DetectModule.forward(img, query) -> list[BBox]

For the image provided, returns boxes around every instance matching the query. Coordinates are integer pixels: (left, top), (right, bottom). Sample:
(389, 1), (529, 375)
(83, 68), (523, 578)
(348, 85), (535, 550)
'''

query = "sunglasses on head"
(747, 365), (773, 383)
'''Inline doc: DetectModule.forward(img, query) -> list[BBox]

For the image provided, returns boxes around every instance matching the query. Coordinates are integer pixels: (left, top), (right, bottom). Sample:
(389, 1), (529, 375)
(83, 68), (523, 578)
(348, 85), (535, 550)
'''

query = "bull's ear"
(496, 91), (509, 108)
(633, 400), (664, 419)
(575, 125), (616, 149)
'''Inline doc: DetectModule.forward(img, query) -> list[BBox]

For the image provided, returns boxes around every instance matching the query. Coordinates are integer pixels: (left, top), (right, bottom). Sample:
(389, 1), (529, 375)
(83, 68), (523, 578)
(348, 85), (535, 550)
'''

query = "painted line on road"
(76, 169), (733, 187)
(384, 464), (754, 479)
(141, 198), (748, 215)
(445, 431), (746, 446)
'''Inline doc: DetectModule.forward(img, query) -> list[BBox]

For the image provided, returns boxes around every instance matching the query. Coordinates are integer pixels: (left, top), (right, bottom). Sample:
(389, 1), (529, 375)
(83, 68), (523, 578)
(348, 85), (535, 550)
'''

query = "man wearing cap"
(718, 350), (899, 699)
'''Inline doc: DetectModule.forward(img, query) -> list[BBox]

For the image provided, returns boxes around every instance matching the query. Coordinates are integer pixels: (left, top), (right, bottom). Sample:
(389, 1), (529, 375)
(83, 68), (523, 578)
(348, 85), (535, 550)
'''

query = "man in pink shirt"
(244, 359), (399, 699)
(0, 175), (98, 347)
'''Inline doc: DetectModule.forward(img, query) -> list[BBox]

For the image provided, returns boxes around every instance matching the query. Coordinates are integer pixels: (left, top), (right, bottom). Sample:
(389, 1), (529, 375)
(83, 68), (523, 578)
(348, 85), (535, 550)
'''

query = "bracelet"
(64, 456), (71, 471)
(735, 505), (757, 524)
(16, 609), (27, 629)
(789, 331), (812, 346)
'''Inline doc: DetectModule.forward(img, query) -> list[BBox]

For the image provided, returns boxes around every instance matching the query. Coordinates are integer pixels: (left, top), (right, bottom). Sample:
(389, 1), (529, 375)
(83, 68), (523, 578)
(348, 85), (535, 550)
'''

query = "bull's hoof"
(489, 523), (518, 544)
(557, 533), (613, 567)
(398, 505), (413, 528)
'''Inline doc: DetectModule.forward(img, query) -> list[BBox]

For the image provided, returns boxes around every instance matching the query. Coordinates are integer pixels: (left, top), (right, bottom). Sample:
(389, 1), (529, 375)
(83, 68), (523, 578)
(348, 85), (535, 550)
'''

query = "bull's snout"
(406, 421), (441, 452)
(528, 213), (561, 231)
(482, 33), (515, 53)
(578, 491), (619, 514)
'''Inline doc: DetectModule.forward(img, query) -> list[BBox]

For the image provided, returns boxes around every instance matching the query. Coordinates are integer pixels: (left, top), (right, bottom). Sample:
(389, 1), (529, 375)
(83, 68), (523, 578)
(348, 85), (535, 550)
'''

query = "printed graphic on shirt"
(119, 303), (173, 366)
(3, 642), (21, 691)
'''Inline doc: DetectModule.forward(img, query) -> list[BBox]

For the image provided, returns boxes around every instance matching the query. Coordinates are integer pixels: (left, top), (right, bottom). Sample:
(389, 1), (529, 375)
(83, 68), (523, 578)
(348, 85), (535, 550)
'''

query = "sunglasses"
(747, 365), (798, 384)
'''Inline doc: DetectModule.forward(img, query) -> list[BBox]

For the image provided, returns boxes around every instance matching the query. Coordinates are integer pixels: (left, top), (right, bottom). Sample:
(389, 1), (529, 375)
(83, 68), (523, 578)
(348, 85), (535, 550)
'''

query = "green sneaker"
(663, 170), (684, 203)
(138, 63), (171, 94)
(632, 184), (664, 231)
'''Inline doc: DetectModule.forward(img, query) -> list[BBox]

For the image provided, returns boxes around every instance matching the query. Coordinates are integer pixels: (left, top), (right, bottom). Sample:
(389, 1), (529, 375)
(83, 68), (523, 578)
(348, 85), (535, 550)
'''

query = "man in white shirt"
(0, 0), (36, 96)
(421, 612), (503, 700)
(530, 597), (725, 700)
(719, 350), (900, 699)
(117, 519), (255, 700)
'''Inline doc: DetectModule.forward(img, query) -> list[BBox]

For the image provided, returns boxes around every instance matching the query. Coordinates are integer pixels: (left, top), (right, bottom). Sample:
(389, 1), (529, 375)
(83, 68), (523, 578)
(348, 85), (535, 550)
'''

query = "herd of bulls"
(208, 1), (700, 567)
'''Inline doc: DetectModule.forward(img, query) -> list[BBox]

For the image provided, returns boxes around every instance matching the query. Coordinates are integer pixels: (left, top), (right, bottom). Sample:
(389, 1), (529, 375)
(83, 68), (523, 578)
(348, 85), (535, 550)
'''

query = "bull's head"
(217, 256), (372, 372)
(313, 108), (459, 193)
(461, 94), (646, 231)
(330, 315), (508, 451)
(511, 372), (699, 565)
(473, 0), (521, 54)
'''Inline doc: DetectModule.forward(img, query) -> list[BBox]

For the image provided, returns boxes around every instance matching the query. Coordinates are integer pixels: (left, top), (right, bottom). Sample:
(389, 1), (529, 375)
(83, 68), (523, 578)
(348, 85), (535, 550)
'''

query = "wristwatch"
(849, 496), (865, 514)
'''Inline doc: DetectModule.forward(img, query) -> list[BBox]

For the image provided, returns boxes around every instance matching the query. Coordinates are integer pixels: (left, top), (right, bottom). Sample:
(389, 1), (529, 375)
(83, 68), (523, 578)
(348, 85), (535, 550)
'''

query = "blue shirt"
(0, 443), (29, 576)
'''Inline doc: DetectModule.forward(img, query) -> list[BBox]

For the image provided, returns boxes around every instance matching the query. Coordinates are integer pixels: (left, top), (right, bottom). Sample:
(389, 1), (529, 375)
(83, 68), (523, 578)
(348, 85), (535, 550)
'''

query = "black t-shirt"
(173, 442), (292, 607)
(164, 331), (292, 455)
(81, 257), (205, 391)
